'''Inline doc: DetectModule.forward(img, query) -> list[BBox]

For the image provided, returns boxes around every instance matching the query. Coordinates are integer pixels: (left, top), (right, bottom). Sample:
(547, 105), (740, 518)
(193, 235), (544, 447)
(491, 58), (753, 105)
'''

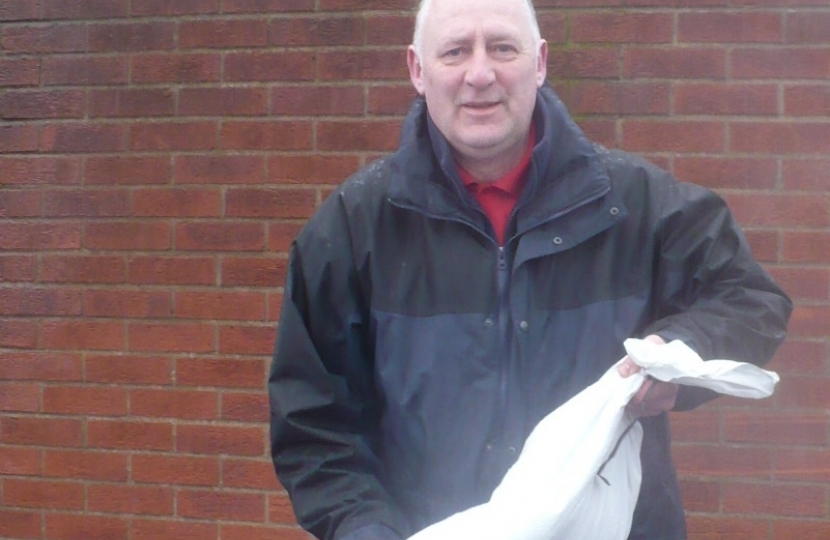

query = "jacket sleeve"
(268, 199), (408, 540)
(642, 178), (793, 411)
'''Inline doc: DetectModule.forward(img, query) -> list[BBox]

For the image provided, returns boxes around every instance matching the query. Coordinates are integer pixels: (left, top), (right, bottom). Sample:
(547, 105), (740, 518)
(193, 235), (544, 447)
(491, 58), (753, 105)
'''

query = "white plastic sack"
(407, 339), (779, 540)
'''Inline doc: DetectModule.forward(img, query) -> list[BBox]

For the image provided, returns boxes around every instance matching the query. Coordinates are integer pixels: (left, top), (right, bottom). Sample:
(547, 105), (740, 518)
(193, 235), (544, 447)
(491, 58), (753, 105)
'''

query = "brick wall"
(0, 1), (828, 539)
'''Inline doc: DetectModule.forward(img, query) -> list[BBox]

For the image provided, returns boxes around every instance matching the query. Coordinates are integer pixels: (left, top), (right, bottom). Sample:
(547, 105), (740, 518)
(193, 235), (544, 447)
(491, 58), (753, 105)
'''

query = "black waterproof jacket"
(269, 85), (792, 540)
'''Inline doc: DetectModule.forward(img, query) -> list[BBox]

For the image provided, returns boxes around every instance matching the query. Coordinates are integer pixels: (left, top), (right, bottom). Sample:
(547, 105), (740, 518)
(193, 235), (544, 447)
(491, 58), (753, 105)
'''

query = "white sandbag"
(407, 339), (779, 540)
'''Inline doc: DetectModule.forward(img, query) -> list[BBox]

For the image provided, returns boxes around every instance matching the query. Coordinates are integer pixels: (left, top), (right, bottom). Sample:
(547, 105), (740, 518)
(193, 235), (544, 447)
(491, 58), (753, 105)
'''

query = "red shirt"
(458, 127), (536, 245)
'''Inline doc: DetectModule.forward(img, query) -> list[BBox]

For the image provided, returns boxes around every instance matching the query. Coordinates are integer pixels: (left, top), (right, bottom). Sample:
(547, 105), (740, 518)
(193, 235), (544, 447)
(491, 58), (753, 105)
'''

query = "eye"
(444, 47), (464, 58)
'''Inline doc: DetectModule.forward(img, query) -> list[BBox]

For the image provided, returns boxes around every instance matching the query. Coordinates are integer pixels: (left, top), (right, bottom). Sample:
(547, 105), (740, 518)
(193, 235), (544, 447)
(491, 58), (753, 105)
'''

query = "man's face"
(408, 0), (547, 168)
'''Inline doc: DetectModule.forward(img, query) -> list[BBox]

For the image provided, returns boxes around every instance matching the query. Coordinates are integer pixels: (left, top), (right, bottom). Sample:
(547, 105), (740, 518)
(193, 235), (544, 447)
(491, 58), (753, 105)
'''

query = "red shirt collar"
(457, 124), (536, 196)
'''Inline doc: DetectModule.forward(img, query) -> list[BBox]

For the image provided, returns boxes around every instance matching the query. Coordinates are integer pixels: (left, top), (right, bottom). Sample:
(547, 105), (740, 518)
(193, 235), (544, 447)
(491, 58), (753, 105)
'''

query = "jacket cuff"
(340, 523), (404, 540)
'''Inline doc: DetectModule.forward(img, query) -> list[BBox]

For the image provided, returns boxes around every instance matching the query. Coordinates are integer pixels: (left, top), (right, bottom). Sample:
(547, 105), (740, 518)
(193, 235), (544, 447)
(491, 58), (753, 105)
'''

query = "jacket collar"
(387, 84), (612, 237)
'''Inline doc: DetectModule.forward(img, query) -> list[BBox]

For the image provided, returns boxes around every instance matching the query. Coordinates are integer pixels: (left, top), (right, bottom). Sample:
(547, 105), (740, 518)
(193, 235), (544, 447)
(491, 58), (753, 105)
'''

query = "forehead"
(424, 0), (532, 42)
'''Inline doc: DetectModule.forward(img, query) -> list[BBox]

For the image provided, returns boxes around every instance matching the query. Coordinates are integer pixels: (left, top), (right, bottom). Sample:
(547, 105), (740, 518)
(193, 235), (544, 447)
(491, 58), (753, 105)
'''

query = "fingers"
(627, 380), (679, 417)
(617, 357), (641, 377)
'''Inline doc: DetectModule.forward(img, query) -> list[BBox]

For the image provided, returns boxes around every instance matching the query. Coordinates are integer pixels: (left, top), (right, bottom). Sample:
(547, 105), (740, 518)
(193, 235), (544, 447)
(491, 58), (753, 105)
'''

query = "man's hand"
(618, 334), (679, 417)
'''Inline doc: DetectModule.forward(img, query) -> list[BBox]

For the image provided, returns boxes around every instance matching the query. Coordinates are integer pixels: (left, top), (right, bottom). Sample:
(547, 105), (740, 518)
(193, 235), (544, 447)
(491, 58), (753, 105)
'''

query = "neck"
(454, 132), (531, 183)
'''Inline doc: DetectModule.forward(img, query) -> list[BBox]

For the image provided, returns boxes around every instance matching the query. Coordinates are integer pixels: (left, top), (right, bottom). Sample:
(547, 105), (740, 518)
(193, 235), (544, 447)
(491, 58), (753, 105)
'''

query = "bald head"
(412, 0), (542, 60)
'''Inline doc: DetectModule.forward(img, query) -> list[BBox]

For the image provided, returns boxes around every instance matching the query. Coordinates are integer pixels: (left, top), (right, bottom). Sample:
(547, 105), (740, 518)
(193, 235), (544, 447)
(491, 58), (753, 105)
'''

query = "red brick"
(777, 376), (830, 410)
(0, 382), (39, 412)
(225, 188), (317, 219)
(723, 193), (829, 228)
(572, 13), (672, 43)
(624, 47), (726, 79)
(773, 520), (830, 540)
(775, 447), (830, 482)
(218, 325), (275, 356)
(43, 385), (128, 416)
(268, 223), (303, 253)
(788, 305), (830, 338)
(783, 232), (830, 264)
(267, 292), (283, 322)
(88, 484), (173, 516)
(366, 14), (413, 46)
(0, 190), (38, 217)
(85, 354), (171, 385)
(0, 1), (38, 21)
(271, 85), (365, 116)
(131, 0), (218, 15)
(733, 47), (830, 80)
(0, 57), (40, 87)
(178, 489), (265, 521)
(130, 389), (218, 420)
(83, 221), (171, 251)
(40, 123), (127, 153)
(0, 89), (85, 119)
(785, 12), (830, 44)
(222, 524), (309, 540)
(318, 50), (409, 81)
(179, 87), (268, 117)
(679, 12), (782, 43)
(221, 0), (314, 12)
(269, 155), (360, 184)
(269, 16), (363, 46)
(127, 256), (216, 286)
(89, 88), (175, 118)
(768, 339), (826, 376)
(0, 509), (40, 539)
(130, 121), (218, 151)
(769, 267), (829, 300)
(175, 222), (266, 251)
(131, 53), (221, 83)
(318, 0), (413, 9)
(221, 256), (288, 287)
(220, 121), (313, 150)
(174, 155), (265, 185)
(43, 449), (128, 481)
(222, 458), (280, 490)
(676, 83), (778, 116)
(41, 319), (125, 351)
(132, 188), (222, 217)
(724, 411), (827, 445)
(686, 515), (770, 540)
(1, 328), (44, 354)
(677, 478), (720, 513)
(224, 51), (315, 82)
(43, 514), (128, 540)
(0, 287), (82, 316)
(673, 157), (777, 190)
(731, 122), (830, 154)
(42, 55), (129, 86)
(784, 84), (830, 116)
(180, 19), (267, 48)
(317, 120), (401, 152)
(1, 23), (86, 53)
(1, 417), (83, 448)
(132, 454), (219, 486)
(131, 519), (217, 540)
(41, 0), (127, 19)
(85, 156), (170, 185)
(0, 351), (81, 381)
(783, 158), (830, 191)
(175, 291), (265, 321)
(0, 157), (80, 186)
(222, 391), (269, 422)
(0, 125), (38, 152)
(87, 420), (173, 451)
(176, 424), (265, 456)
(84, 289), (171, 318)
(176, 358), (265, 389)
(88, 21), (174, 52)
(669, 409), (720, 443)
(368, 84), (418, 115)
(39, 255), (125, 284)
(268, 493), (298, 525)
(2, 479), (84, 510)
(0, 255), (36, 281)
(673, 444), (772, 478)
(128, 322), (215, 353)
(622, 120), (724, 153)
(567, 82), (670, 115)
(42, 188), (129, 217)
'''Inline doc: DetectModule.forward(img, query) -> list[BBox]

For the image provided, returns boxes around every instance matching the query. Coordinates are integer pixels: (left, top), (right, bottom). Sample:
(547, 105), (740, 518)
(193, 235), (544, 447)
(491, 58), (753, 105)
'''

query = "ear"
(535, 40), (548, 87)
(408, 45), (426, 95)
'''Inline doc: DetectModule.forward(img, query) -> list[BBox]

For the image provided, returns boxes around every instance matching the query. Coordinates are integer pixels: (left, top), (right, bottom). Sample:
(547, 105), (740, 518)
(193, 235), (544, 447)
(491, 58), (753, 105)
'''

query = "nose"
(464, 47), (496, 88)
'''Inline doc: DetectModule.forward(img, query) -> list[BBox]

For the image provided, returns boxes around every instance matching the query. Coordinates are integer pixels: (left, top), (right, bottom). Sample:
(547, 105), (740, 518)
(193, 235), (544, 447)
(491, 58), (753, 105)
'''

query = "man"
(268, 0), (792, 539)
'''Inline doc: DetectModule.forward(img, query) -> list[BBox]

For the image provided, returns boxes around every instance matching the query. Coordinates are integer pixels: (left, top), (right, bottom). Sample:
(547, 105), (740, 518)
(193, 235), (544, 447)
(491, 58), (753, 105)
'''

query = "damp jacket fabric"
(268, 84), (792, 540)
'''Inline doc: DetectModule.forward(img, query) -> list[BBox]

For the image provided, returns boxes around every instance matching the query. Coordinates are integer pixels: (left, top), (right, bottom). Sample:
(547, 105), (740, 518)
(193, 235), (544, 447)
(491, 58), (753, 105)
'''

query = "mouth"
(461, 101), (501, 113)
